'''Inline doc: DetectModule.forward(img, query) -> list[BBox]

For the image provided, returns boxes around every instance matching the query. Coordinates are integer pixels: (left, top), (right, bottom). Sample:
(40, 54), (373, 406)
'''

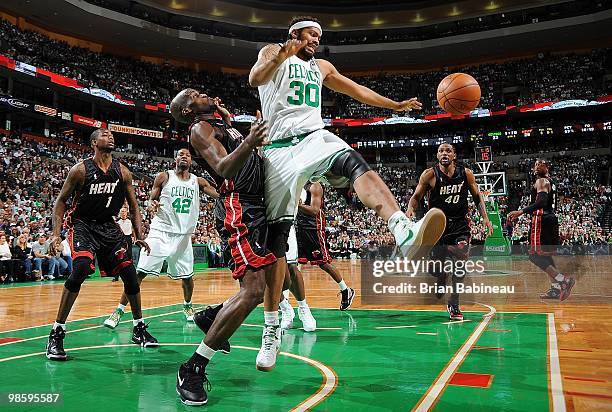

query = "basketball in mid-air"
(437, 73), (481, 115)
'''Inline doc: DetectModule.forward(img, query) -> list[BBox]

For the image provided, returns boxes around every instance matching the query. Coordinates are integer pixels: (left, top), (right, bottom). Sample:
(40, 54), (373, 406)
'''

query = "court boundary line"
(0, 305), (562, 409)
(412, 303), (496, 412)
(548, 313), (566, 412)
(0, 306), (189, 347)
(0, 302), (181, 335)
(0, 343), (338, 410)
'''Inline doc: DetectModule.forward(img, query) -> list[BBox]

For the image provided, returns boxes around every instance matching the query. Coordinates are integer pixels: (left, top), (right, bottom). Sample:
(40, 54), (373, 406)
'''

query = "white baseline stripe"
(413, 303), (496, 411)
(548, 313), (566, 412)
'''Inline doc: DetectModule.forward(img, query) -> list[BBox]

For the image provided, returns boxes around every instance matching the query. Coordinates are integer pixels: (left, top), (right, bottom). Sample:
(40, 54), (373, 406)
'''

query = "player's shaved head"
(90, 128), (105, 144)
(170, 89), (197, 124)
(171, 88), (216, 124)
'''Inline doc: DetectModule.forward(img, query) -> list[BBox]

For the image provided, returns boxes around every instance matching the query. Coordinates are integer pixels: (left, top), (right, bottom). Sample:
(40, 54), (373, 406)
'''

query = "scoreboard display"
(475, 146), (492, 162)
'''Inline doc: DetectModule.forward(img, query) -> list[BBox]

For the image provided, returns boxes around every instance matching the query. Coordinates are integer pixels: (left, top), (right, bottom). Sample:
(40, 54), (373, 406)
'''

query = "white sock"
(280, 298), (292, 311)
(264, 311), (279, 326)
(282, 289), (290, 300)
(184, 300), (192, 306)
(117, 304), (126, 312)
(196, 341), (217, 360)
(554, 274), (565, 282)
(387, 210), (405, 232)
(133, 318), (144, 326)
(297, 300), (308, 308)
(338, 280), (348, 291)
(53, 322), (66, 331)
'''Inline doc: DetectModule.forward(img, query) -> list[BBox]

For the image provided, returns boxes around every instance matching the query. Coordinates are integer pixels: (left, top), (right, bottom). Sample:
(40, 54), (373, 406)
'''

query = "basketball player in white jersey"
(248, 16), (446, 369)
(104, 149), (218, 327)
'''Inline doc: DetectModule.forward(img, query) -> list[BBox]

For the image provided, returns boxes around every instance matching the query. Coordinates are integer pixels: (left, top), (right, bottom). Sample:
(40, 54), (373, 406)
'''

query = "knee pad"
(267, 222), (292, 258)
(119, 264), (140, 295)
(65, 257), (95, 292)
(329, 150), (372, 185)
(529, 253), (553, 271)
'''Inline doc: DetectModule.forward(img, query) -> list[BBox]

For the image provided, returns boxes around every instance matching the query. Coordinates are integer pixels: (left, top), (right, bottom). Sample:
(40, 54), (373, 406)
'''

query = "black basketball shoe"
(339, 288), (356, 311)
(447, 304), (464, 321)
(131, 322), (159, 347)
(540, 285), (561, 299)
(193, 307), (231, 354)
(176, 362), (211, 406)
(46, 326), (67, 361)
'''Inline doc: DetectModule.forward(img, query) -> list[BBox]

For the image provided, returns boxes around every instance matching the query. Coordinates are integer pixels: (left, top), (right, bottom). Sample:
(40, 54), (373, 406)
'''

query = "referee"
(114, 207), (134, 281)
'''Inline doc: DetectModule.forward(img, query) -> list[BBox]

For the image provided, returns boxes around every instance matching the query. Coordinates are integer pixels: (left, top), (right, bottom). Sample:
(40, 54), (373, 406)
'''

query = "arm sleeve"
(522, 191), (549, 214)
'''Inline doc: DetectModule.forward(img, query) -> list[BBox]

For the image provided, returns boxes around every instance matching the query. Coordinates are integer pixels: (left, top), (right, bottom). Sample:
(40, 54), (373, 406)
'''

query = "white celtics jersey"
(258, 52), (324, 141)
(150, 170), (199, 235)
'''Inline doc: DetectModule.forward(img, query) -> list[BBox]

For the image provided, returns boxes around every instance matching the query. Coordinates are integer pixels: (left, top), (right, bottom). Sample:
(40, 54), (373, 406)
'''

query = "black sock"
(187, 352), (210, 368)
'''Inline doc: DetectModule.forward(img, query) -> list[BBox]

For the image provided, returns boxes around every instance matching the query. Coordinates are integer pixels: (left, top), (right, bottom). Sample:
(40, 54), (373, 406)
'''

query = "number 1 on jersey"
(105, 196), (112, 208)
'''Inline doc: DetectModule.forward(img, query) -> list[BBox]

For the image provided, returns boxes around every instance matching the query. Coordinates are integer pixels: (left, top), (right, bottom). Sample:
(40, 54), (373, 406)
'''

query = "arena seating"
(1, 19), (609, 119)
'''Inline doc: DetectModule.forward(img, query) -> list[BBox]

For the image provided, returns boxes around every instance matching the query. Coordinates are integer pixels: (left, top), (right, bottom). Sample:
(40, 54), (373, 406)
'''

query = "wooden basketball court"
(1, 257), (610, 411)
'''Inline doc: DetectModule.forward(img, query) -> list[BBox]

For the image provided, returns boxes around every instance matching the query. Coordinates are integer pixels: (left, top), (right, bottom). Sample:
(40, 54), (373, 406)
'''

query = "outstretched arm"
(407, 169), (434, 218)
(318, 59), (422, 112)
(298, 183), (323, 217)
(198, 177), (219, 199)
(52, 163), (85, 239)
(466, 168), (493, 237)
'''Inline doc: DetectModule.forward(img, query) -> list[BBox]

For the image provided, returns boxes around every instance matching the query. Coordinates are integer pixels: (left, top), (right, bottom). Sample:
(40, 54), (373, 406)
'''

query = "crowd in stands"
(1, 18), (609, 121)
(0, 128), (610, 282)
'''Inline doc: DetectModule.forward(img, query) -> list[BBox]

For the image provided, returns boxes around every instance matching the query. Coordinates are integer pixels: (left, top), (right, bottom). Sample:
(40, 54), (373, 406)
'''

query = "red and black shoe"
(447, 304), (464, 321)
(540, 286), (561, 299)
(559, 277), (576, 302)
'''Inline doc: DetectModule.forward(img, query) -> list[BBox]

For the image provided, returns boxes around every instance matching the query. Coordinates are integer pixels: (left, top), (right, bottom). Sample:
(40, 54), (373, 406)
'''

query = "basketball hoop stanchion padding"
(483, 194), (512, 256)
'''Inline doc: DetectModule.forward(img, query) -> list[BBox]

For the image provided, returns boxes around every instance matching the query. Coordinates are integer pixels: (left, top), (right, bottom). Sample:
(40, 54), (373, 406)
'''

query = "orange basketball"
(436, 73), (481, 115)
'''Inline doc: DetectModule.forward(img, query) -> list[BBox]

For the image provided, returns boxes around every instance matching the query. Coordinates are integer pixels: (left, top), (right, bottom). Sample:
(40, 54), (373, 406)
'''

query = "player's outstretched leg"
(329, 151), (446, 257)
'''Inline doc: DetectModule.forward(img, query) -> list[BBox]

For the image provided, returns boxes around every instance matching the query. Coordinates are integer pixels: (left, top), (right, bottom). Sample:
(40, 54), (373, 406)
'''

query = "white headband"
(288, 21), (322, 36)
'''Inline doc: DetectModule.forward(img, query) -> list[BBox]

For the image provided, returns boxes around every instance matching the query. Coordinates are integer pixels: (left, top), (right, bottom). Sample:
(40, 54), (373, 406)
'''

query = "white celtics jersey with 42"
(150, 170), (200, 235)
(258, 52), (325, 141)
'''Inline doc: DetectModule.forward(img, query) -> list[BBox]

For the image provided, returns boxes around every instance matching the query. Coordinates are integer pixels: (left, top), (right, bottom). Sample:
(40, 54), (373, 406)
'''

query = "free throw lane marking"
(413, 303), (496, 412)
